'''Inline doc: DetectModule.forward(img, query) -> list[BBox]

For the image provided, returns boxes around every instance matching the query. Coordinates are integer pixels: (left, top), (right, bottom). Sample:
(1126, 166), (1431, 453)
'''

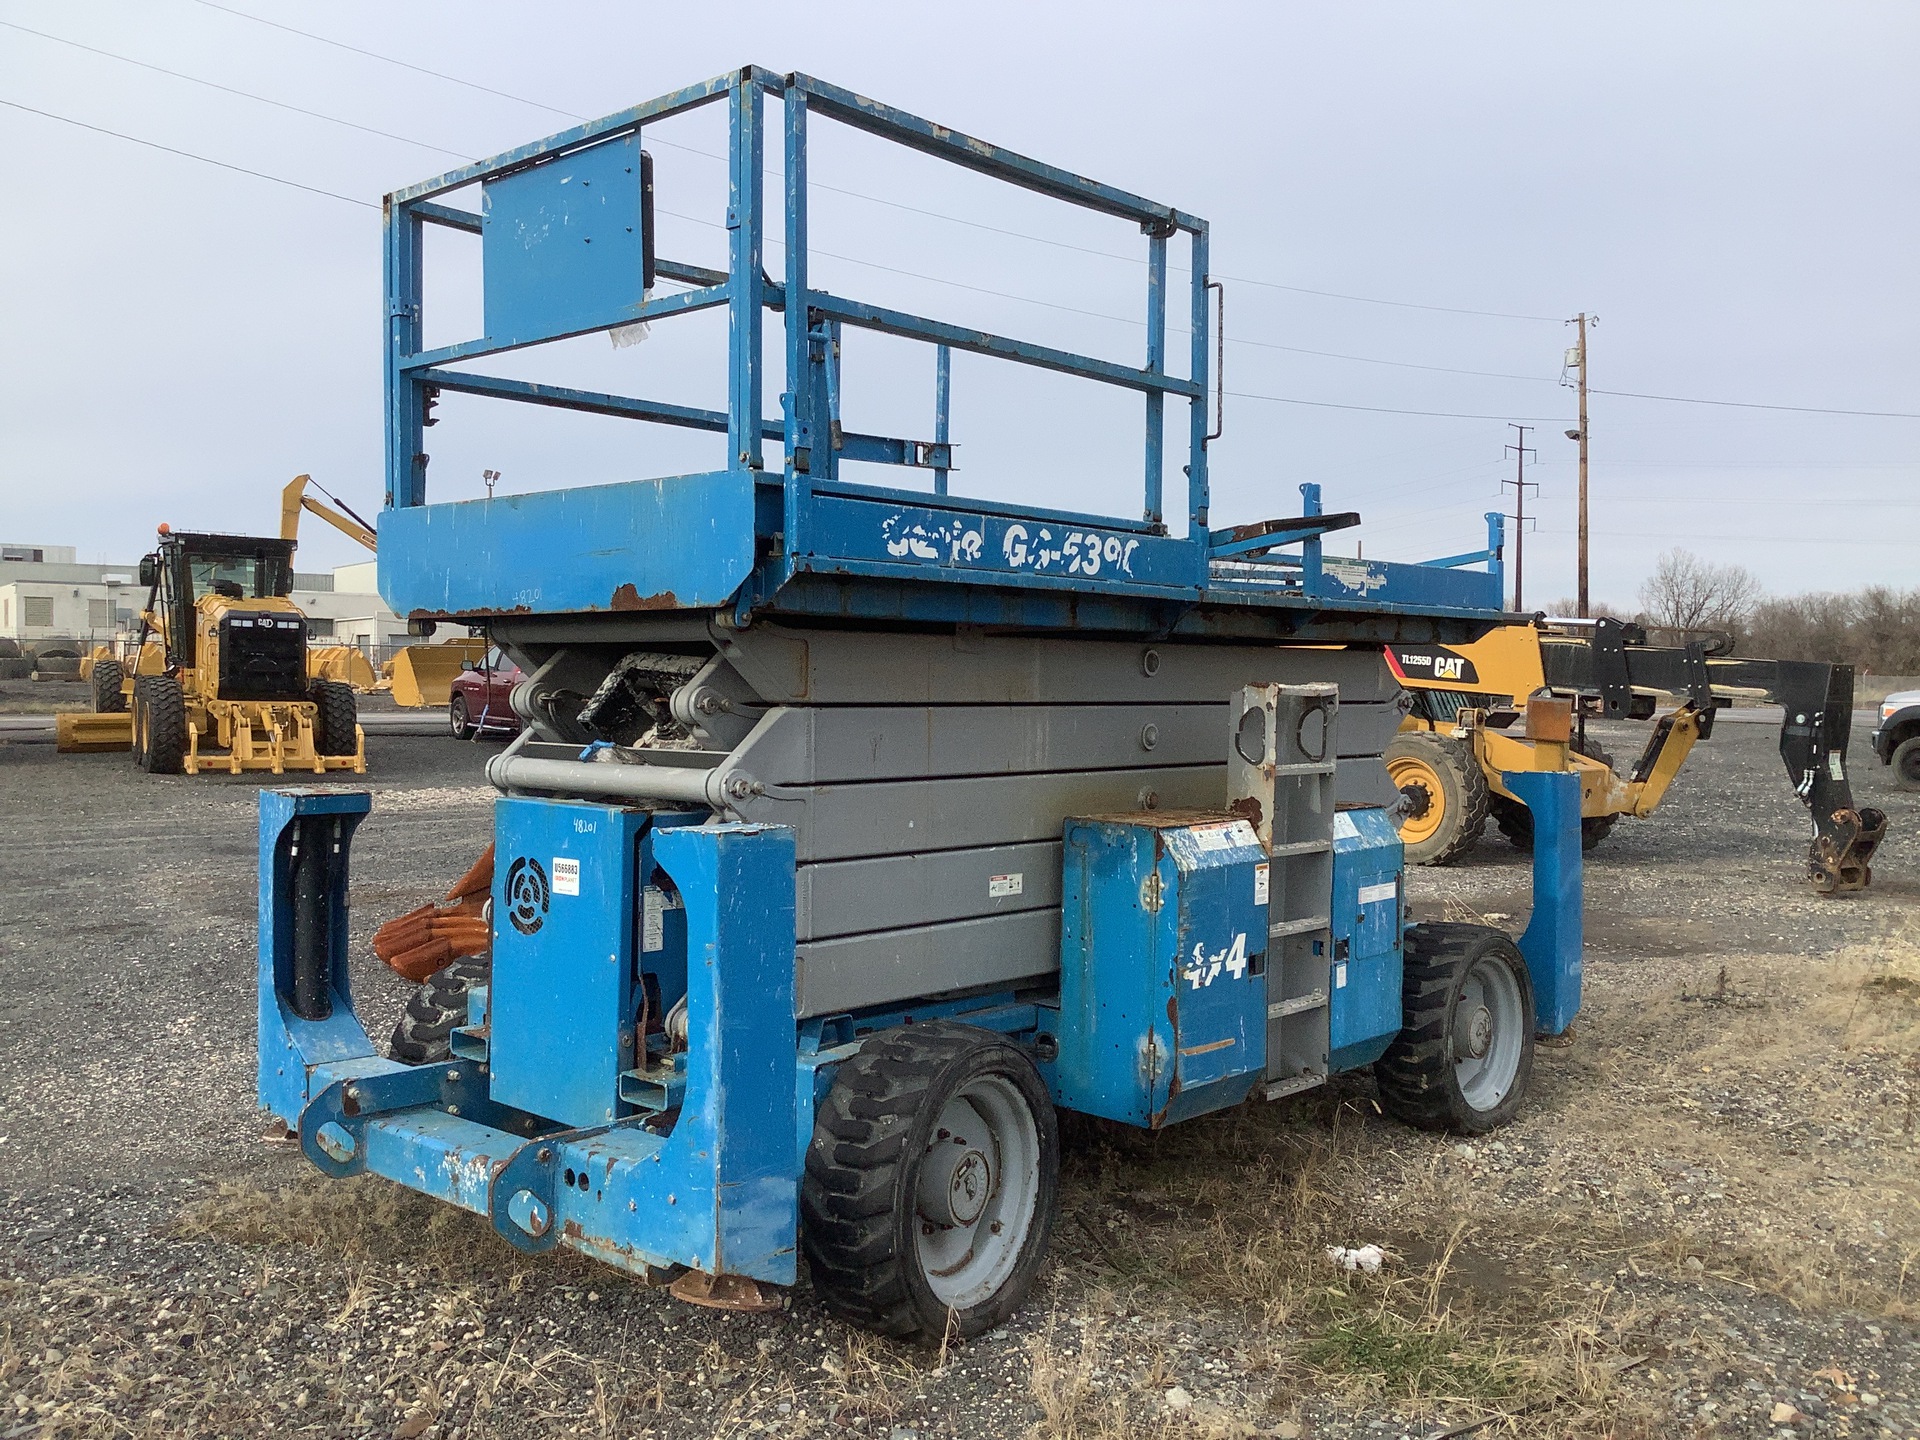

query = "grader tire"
(134, 676), (188, 775)
(1492, 737), (1619, 853)
(1375, 923), (1535, 1135)
(310, 679), (358, 756)
(91, 659), (126, 713)
(801, 1022), (1059, 1344)
(389, 957), (489, 1065)
(1385, 732), (1489, 866)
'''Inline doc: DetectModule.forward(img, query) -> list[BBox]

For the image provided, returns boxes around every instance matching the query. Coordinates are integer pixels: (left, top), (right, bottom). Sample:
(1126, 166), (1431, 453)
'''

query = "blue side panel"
(483, 133), (648, 345)
(1505, 769), (1583, 1035)
(256, 787), (381, 1127)
(490, 822), (799, 1281)
(1327, 808), (1405, 1073)
(1054, 816), (1266, 1128)
(805, 492), (1204, 596)
(490, 799), (651, 1129)
(378, 470), (754, 617)
(1054, 823), (1165, 1126)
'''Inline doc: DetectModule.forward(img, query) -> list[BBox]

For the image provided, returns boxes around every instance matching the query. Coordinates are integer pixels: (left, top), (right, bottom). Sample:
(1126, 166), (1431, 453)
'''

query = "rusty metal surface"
(667, 1269), (786, 1313)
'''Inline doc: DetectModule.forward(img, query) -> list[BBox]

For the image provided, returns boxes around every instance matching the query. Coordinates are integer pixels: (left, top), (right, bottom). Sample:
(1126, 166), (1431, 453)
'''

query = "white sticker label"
(989, 873), (1024, 898)
(1828, 752), (1845, 780)
(1357, 881), (1396, 906)
(1333, 813), (1361, 840)
(1335, 962), (1348, 989)
(1253, 863), (1270, 906)
(552, 857), (580, 897)
(1190, 819), (1259, 852)
(642, 886), (665, 952)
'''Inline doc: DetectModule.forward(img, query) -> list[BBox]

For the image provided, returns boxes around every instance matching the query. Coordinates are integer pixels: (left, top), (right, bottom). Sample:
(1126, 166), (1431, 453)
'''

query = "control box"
(1054, 811), (1269, 1127)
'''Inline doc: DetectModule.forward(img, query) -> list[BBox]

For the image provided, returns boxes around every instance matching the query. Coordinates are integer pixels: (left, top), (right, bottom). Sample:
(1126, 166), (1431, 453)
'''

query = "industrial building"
(0, 541), (405, 656)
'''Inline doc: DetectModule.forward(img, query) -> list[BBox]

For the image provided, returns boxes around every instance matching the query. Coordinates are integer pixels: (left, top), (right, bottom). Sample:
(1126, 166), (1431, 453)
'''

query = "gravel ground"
(0, 712), (1915, 1440)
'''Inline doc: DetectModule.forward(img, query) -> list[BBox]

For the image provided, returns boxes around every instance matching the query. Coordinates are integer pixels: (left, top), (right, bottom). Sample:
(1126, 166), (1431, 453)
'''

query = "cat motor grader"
(55, 526), (364, 775)
(1381, 617), (1885, 894)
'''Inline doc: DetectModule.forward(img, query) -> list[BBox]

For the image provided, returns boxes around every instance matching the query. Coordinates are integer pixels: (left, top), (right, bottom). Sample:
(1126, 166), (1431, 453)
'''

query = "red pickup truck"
(448, 646), (523, 739)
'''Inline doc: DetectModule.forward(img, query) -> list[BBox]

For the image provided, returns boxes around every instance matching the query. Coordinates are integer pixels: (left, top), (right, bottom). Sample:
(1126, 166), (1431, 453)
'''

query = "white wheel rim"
(912, 1074), (1039, 1311)
(1453, 955), (1524, 1113)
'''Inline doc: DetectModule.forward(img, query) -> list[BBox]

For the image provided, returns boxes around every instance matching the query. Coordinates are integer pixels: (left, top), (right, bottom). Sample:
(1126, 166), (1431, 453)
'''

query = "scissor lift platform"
(375, 66), (1509, 645)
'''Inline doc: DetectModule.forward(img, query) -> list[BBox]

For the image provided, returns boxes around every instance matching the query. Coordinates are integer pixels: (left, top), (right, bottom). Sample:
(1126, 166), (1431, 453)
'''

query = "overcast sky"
(1, 1), (1914, 608)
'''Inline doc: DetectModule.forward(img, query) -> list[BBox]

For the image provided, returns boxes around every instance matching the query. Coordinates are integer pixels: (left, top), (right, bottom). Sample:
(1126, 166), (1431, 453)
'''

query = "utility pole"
(1503, 423), (1539, 612)
(1565, 314), (1593, 616)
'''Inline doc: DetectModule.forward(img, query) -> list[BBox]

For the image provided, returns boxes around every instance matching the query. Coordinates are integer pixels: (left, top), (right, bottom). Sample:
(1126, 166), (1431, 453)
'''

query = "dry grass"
(1044, 936), (1920, 1433)
(12, 938), (1910, 1437)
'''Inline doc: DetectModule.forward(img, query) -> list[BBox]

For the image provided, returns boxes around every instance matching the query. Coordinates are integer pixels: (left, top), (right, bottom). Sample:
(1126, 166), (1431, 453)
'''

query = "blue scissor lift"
(259, 66), (1582, 1339)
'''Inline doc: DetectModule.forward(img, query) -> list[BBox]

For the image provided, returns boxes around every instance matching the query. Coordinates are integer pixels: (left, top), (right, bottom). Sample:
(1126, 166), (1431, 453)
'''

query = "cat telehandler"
(55, 526), (364, 775)
(1380, 617), (1886, 893)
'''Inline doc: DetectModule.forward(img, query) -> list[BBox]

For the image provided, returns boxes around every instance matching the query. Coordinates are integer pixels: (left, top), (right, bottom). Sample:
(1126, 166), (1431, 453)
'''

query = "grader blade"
(54, 711), (133, 753)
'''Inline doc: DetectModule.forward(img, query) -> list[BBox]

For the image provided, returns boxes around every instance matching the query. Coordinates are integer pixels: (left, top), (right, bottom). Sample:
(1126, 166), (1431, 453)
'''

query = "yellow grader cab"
(1379, 618), (1884, 894)
(55, 528), (365, 776)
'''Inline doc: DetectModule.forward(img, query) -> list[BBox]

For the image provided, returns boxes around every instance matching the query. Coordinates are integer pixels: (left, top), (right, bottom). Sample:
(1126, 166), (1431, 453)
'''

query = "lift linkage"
(1543, 620), (1887, 893)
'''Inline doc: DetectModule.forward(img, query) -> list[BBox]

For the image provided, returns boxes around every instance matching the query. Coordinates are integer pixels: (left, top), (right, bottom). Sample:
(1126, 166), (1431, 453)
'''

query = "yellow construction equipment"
(307, 644), (378, 692)
(1377, 618), (1884, 892)
(56, 527), (364, 775)
(388, 637), (488, 708)
(281, 472), (377, 553)
(279, 471), (472, 708)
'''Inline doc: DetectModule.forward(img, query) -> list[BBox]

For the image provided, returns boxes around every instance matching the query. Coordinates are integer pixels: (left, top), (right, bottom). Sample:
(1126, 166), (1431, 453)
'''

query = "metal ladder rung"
(1265, 839), (1331, 857)
(1262, 1072), (1326, 1102)
(1269, 915), (1330, 938)
(1267, 989), (1328, 1019)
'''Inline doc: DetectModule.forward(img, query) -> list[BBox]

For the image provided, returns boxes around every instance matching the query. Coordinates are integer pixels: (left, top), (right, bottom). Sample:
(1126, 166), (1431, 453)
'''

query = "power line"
(0, 18), (474, 160)
(1589, 387), (1920, 419)
(16, 23), (1910, 424)
(654, 206), (1561, 379)
(0, 96), (377, 208)
(1226, 390), (1568, 422)
(0, 82), (1549, 396)
(184, 0), (1567, 326)
(188, 0), (577, 120)
(1534, 527), (1913, 549)
(6, 90), (1559, 419)
(1219, 278), (1559, 323)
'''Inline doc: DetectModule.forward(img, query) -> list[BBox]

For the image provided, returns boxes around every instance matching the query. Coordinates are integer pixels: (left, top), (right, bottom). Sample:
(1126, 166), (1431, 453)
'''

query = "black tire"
(129, 683), (147, 768)
(801, 1022), (1059, 1343)
(389, 956), (489, 1065)
(133, 675), (187, 775)
(91, 659), (126, 713)
(449, 694), (474, 740)
(310, 679), (358, 756)
(1893, 735), (1920, 794)
(1385, 732), (1490, 866)
(1375, 923), (1535, 1134)
(1492, 736), (1618, 853)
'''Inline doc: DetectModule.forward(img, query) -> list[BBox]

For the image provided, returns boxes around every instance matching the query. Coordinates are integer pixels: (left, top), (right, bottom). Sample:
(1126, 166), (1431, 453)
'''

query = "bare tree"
(1636, 549), (1762, 640)
(1542, 596), (1627, 621)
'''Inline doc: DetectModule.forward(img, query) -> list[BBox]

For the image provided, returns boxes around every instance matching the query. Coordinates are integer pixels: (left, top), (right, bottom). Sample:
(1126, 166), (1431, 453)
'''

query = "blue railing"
(379, 66), (1503, 624)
